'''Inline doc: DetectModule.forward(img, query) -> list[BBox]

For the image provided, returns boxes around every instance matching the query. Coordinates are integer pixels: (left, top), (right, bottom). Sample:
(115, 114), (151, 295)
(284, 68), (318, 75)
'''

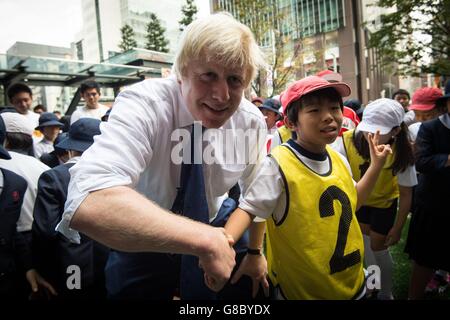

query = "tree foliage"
(215, 0), (303, 97)
(145, 13), (169, 53)
(366, 0), (450, 76)
(179, 0), (198, 32)
(118, 24), (137, 52)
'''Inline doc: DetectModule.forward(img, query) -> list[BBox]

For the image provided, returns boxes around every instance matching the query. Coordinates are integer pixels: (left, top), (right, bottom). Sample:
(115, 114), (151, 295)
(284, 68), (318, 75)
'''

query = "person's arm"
(355, 131), (393, 210)
(230, 219), (269, 297)
(71, 186), (236, 292)
(224, 207), (254, 242)
(385, 185), (412, 246)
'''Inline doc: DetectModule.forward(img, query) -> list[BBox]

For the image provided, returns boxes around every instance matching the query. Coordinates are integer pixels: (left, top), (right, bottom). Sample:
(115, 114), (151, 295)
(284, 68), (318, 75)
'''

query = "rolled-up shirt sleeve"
(56, 89), (158, 242)
(239, 156), (284, 221)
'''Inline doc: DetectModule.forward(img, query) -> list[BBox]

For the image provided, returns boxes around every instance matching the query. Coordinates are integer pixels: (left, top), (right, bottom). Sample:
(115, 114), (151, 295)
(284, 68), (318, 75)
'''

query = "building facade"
(76, 0), (199, 62)
(212, 0), (403, 104)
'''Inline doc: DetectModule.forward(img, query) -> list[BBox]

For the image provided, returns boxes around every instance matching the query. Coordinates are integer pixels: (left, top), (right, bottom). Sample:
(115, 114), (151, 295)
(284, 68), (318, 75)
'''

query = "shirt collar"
(439, 113), (450, 129)
(172, 76), (195, 129)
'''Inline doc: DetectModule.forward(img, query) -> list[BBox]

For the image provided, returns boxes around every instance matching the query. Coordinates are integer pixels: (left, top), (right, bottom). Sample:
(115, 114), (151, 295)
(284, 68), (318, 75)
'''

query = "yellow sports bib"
(277, 125), (292, 144)
(342, 130), (399, 208)
(267, 144), (365, 299)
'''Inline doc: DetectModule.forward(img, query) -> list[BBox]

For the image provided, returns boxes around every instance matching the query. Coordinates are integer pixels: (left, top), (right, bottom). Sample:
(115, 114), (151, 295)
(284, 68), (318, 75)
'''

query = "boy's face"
(42, 126), (60, 142)
(82, 88), (100, 109)
(414, 108), (441, 122)
(180, 59), (245, 129)
(260, 109), (279, 129)
(11, 91), (32, 115)
(287, 99), (343, 153)
(394, 93), (410, 109)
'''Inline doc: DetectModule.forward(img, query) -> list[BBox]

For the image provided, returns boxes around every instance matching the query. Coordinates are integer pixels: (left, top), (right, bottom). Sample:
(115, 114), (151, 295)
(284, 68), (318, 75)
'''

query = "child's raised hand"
(368, 130), (392, 169)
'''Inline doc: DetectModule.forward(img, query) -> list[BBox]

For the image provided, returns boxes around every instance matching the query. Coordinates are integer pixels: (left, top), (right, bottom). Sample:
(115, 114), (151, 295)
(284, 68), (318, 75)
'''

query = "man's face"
(179, 60), (246, 129)
(394, 93), (410, 109)
(11, 92), (32, 115)
(260, 109), (279, 129)
(82, 88), (100, 109)
(42, 126), (60, 142)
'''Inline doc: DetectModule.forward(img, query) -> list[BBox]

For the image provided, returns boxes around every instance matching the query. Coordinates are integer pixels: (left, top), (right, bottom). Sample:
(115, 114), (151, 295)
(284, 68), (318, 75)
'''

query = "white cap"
(0, 112), (34, 136)
(358, 98), (405, 135)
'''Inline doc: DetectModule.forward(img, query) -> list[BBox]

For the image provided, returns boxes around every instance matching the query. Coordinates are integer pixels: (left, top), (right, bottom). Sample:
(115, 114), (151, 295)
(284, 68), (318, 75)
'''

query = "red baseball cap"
(409, 87), (443, 111)
(316, 69), (343, 82)
(280, 76), (351, 114)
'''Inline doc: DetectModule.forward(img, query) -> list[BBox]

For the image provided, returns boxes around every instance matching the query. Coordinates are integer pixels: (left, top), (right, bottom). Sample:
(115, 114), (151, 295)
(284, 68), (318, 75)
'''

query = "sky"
(0, 0), (210, 54)
(0, 0), (83, 53)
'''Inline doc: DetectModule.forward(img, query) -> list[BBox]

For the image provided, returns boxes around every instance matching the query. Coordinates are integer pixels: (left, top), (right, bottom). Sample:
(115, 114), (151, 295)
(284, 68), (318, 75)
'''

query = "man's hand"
(26, 269), (57, 298)
(368, 130), (393, 169)
(231, 253), (269, 298)
(199, 228), (236, 292)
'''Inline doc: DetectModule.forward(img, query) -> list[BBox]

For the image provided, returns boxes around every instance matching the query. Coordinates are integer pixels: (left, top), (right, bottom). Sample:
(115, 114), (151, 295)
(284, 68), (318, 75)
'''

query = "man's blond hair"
(173, 12), (266, 87)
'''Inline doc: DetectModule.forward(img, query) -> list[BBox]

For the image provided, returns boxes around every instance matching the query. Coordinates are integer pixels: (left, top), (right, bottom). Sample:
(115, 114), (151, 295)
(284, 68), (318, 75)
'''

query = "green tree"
(145, 13), (169, 53)
(118, 24), (137, 52)
(215, 0), (303, 97)
(179, 0), (198, 32)
(366, 0), (450, 76)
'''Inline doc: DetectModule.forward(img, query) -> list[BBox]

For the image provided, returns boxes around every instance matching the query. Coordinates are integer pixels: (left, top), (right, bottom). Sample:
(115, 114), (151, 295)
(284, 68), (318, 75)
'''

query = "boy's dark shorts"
(356, 199), (398, 235)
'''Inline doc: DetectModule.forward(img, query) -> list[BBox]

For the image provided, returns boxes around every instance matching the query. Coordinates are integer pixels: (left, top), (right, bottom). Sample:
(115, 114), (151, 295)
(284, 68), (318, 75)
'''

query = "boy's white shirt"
(239, 142), (354, 223)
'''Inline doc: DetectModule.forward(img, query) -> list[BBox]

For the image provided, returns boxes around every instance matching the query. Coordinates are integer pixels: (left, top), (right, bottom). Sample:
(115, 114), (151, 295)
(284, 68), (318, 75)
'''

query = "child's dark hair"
(5, 132), (34, 156)
(353, 122), (414, 174)
(7, 83), (32, 101)
(80, 80), (101, 94)
(392, 89), (410, 100)
(286, 87), (343, 125)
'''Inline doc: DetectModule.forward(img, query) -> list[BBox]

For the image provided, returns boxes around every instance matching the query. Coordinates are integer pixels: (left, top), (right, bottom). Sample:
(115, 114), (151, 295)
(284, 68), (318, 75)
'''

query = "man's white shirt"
(57, 76), (267, 243)
(70, 104), (109, 125)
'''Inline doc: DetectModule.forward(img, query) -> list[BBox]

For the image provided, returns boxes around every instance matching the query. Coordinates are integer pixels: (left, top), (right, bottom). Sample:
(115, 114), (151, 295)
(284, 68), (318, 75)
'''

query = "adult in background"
(70, 81), (109, 125)
(393, 89), (415, 126)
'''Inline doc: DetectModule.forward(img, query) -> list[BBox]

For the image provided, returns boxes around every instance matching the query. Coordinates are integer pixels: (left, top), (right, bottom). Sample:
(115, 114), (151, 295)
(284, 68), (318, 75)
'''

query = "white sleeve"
(397, 165), (418, 187)
(237, 119), (267, 209)
(330, 136), (347, 157)
(239, 156), (284, 220)
(57, 89), (158, 243)
(70, 109), (81, 125)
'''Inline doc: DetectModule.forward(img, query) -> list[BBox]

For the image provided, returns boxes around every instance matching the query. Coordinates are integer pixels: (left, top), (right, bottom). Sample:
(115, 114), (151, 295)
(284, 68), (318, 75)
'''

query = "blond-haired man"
(57, 13), (268, 299)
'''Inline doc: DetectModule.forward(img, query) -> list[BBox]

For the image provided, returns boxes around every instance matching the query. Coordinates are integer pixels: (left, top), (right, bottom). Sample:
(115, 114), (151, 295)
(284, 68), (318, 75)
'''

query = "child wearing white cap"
(335, 98), (417, 299)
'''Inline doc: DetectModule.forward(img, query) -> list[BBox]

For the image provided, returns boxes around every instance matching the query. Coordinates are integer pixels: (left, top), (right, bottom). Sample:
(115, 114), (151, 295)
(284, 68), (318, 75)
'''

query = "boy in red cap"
(223, 76), (392, 299)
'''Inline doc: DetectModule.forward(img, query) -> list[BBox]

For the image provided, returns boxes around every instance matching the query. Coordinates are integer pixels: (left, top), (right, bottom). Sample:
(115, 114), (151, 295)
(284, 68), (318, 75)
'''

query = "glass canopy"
(0, 53), (162, 89)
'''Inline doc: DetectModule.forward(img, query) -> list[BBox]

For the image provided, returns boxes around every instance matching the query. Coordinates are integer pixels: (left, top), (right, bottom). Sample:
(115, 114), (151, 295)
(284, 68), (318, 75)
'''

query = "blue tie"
(171, 122), (217, 300)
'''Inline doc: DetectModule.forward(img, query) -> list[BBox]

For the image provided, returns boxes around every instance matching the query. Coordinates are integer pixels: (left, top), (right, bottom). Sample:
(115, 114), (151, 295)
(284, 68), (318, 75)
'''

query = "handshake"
(198, 227), (269, 298)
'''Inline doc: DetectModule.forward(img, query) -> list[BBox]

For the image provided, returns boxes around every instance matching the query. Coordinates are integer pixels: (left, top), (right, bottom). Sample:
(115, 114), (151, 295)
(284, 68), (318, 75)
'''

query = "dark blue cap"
(344, 99), (362, 112)
(0, 144), (10, 159)
(436, 81), (450, 107)
(259, 98), (283, 119)
(56, 118), (101, 153)
(0, 115), (6, 145)
(35, 112), (63, 130)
